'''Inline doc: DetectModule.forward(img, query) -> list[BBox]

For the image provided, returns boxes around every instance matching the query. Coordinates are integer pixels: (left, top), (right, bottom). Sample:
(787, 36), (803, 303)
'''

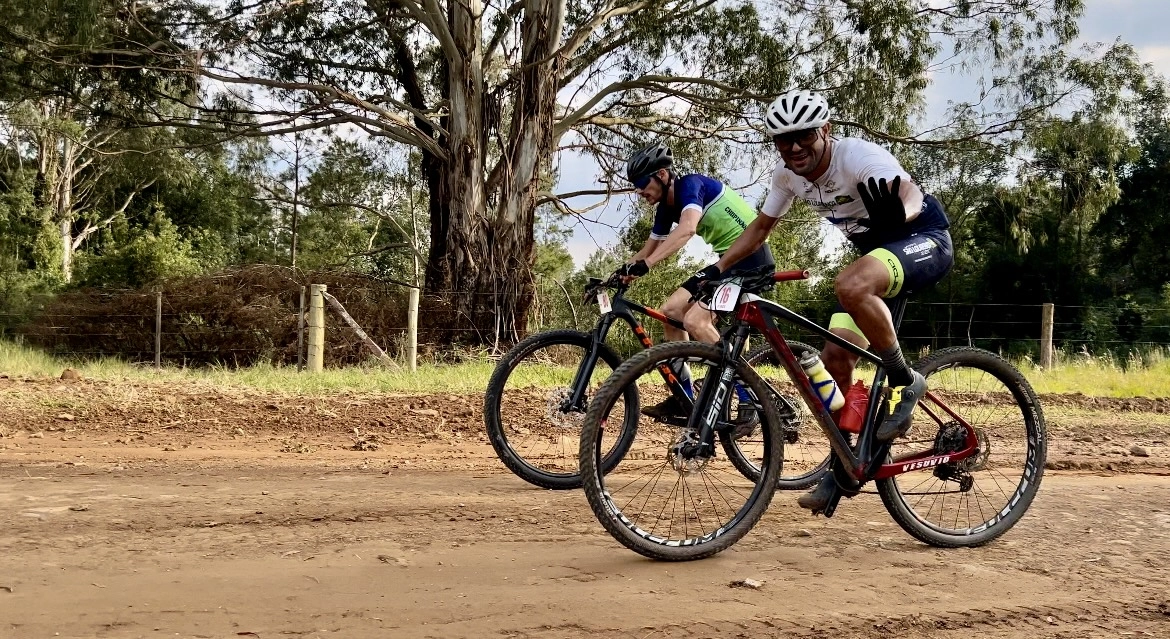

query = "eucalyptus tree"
(7, 0), (1089, 343)
(0, 0), (195, 279)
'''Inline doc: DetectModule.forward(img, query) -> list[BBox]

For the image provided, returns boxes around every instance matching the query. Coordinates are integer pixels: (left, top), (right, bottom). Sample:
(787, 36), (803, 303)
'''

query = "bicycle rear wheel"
(721, 340), (830, 489)
(877, 347), (1046, 547)
(579, 341), (783, 561)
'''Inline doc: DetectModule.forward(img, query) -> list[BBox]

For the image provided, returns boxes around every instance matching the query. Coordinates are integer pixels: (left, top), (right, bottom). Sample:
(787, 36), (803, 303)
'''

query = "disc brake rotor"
(959, 428), (991, 472)
(544, 388), (584, 429)
(667, 429), (710, 474)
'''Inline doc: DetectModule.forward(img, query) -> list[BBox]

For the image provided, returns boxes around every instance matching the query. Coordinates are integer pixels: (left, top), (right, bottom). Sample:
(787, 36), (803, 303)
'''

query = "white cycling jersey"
(760, 137), (918, 241)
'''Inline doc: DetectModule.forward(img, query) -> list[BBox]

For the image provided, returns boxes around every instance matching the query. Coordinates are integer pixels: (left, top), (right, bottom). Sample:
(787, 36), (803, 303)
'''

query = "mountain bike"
(578, 267), (1047, 560)
(484, 272), (820, 489)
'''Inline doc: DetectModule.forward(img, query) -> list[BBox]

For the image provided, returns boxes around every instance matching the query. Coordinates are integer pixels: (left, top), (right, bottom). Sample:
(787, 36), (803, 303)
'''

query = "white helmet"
(765, 90), (831, 135)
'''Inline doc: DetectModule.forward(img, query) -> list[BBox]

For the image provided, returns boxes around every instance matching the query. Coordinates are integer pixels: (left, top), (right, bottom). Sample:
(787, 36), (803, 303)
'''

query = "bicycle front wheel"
(579, 341), (783, 561)
(877, 347), (1047, 547)
(484, 329), (638, 489)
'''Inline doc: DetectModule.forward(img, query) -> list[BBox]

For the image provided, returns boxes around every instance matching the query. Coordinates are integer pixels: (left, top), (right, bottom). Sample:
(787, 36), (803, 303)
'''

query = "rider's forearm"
(645, 229), (695, 267)
(714, 219), (769, 271)
(630, 239), (661, 263)
(901, 181), (925, 222)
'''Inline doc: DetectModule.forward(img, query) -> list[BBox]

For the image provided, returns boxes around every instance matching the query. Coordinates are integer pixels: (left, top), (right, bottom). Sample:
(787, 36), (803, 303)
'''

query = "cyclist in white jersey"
(711, 89), (954, 512)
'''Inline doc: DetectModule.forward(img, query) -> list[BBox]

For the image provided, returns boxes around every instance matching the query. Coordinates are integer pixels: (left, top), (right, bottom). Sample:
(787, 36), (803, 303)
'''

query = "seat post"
(890, 297), (909, 332)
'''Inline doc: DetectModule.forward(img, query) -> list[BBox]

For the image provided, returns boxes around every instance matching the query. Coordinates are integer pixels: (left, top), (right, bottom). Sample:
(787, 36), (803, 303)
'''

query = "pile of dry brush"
(19, 265), (452, 367)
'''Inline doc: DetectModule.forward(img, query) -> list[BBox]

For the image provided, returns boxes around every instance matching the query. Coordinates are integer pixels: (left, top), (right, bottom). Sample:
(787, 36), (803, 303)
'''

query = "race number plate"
(712, 282), (741, 312)
(597, 291), (612, 314)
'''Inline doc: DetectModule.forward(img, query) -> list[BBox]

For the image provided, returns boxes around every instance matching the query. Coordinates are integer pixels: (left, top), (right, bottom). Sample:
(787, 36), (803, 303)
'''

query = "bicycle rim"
(580, 341), (782, 561)
(485, 330), (636, 489)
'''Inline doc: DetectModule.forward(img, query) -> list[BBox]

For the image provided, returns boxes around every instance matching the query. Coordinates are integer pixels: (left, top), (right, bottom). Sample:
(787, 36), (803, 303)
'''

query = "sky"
(553, 0), (1170, 269)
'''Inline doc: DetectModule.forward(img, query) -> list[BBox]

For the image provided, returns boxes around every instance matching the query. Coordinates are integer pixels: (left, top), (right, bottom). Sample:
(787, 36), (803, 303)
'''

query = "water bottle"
(799, 351), (844, 412)
(836, 380), (869, 434)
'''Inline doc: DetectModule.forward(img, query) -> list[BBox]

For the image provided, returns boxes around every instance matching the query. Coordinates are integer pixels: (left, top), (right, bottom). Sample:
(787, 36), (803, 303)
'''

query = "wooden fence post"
(307, 284), (326, 372)
(1040, 303), (1055, 368)
(407, 287), (419, 372)
(297, 286), (306, 372)
(155, 291), (162, 369)
(321, 290), (394, 366)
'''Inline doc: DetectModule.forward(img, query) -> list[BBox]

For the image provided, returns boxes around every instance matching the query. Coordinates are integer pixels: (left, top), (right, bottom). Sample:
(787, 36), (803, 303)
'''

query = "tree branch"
(554, 74), (756, 137)
(198, 67), (447, 156)
(535, 186), (629, 204)
(483, 0), (524, 64)
(555, 0), (654, 63)
(71, 178), (156, 249)
(396, 0), (460, 63)
(318, 201), (427, 261)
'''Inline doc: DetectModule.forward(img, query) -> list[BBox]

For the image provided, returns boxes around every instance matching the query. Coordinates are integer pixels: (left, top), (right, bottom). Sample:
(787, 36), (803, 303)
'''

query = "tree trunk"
(291, 132), (301, 268)
(424, 0), (498, 344)
(489, 0), (564, 342)
(58, 135), (76, 280)
(422, 0), (564, 348)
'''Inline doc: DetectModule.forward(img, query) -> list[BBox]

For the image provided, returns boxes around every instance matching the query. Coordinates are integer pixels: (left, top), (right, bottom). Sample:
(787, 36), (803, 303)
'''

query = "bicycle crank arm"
(821, 487), (843, 518)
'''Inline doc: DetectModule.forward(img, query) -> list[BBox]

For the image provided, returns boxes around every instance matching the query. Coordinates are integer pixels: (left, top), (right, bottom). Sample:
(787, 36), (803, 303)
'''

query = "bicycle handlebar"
(773, 269), (810, 282)
(586, 268), (808, 307)
(583, 274), (628, 304)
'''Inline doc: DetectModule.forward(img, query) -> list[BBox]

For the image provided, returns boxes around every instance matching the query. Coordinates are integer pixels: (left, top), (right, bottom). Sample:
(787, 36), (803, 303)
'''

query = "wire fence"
(3, 273), (1169, 367)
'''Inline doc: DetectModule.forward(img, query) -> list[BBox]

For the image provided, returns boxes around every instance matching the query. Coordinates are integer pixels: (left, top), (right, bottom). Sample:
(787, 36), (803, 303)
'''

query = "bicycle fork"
(687, 324), (751, 458)
(562, 315), (619, 413)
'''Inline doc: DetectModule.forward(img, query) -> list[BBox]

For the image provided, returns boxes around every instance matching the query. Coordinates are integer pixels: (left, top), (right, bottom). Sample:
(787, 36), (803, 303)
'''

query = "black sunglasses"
(773, 128), (821, 151)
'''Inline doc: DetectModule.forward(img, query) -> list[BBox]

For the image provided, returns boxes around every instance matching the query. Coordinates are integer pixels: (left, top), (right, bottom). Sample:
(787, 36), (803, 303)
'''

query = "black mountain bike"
(579, 268), (1047, 560)
(484, 273), (820, 489)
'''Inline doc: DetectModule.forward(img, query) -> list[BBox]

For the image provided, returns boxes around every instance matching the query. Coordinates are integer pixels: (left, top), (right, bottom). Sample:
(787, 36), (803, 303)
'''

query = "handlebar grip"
(772, 270), (811, 282)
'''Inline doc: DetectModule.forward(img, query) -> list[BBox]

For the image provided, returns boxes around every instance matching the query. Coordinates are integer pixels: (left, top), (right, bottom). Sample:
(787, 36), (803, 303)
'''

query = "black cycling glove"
(681, 264), (721, 295)
(856, 175), (905, 231)
(613, 260), (649, 281)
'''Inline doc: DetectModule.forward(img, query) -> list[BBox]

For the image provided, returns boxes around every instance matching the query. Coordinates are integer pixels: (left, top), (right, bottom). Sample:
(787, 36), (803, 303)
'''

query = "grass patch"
(1025, 362), (1170, 397)
(1021, 352), (1170, 398)
(2, 340), (1169, 398)
(0, 341), (500, 395)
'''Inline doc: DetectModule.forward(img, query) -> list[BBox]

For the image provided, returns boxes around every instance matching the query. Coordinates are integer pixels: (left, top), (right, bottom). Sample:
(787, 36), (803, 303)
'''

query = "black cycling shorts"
(721, 243), (775, 276)
(829, 228), (953, 339)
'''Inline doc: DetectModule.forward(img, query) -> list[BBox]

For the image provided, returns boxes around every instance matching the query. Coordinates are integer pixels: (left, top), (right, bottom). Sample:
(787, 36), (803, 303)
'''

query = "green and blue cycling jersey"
(650, 174), (759, 256)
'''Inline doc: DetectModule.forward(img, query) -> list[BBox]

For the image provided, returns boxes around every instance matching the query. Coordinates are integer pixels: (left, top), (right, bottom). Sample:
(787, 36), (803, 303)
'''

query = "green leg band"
(829, 312), (867, 343)
(866, 248), (904, 298)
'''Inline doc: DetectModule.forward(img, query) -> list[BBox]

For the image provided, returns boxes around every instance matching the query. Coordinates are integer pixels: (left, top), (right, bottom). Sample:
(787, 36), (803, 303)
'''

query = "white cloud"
(1136, 46), (1170, 77)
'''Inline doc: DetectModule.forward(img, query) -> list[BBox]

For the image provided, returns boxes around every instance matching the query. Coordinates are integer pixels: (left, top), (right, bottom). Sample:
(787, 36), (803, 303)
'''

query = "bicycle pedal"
(652, 416), (689, 427)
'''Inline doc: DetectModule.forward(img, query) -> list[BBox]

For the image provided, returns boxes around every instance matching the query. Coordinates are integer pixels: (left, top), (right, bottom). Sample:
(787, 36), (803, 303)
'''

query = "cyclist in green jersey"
(616, 143), (775, 420)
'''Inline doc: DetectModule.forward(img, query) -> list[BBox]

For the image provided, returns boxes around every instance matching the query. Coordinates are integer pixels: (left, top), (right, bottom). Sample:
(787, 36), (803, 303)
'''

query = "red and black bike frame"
(729, 274), (980, 483)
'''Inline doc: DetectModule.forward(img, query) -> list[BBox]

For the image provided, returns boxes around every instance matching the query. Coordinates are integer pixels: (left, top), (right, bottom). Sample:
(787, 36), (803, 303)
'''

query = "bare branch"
(396, 0), (461, 63)
(555, 74), (757, 137)
(317, 201), (427, 261)
(535, 186), (629, 205)
(483, 0), (524, 64)
(198, 67), (448, 155)
(71, 178), (156, 249)
(555, 0), (653, 63)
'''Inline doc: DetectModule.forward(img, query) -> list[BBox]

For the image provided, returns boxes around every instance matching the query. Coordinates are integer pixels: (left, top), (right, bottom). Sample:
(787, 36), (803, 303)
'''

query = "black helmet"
(626, 143), (673, 183)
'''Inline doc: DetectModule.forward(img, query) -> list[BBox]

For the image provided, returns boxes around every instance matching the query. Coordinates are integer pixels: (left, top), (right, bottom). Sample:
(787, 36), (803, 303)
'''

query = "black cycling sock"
(877, 343), (914, 387)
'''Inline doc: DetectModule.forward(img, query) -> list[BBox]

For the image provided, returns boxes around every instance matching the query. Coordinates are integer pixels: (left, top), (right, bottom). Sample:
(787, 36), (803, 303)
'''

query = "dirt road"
(2, 377), (1169, 638)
